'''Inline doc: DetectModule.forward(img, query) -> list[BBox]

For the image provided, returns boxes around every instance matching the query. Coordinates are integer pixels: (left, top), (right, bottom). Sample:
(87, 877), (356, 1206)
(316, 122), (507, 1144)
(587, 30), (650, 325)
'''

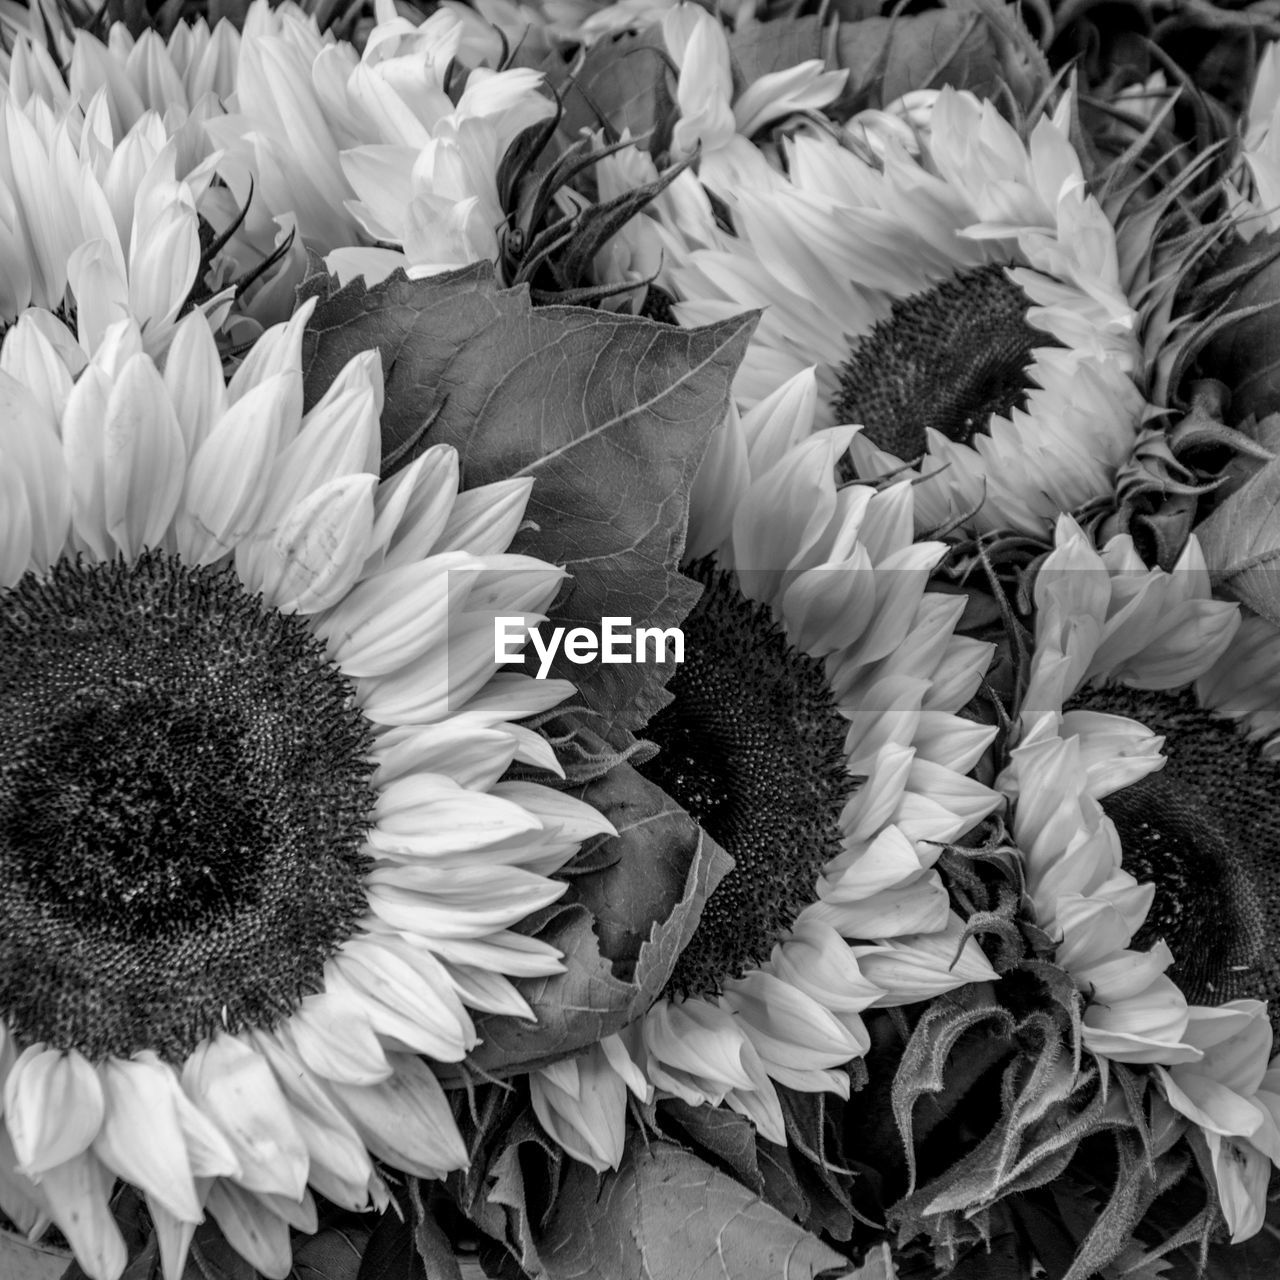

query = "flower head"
(997, 515), (1280, 1235)
(203, 0), (555, 287)
(526, 370), (1002, 1170)
(661, 88), (1147, 533)
(0, 300), (611, 1279)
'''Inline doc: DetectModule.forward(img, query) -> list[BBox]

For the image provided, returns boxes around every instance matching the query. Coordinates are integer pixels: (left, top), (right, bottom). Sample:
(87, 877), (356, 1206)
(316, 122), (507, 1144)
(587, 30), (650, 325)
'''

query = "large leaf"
(298, 264), (756, 740)
(553, 30), (673, 146)
(728, 17), (828, 88)
(296, 1227), (371, 1280)
(522, 1138), (846, 1280)
(776, 1090), (857, 1242)
(832, 2), (1046, 120)
(659, 1099), (767, 1194)
(454, 1111), (564, 1280)
(462, 752), (733, 1075)
(1194, 452), (1280, 627)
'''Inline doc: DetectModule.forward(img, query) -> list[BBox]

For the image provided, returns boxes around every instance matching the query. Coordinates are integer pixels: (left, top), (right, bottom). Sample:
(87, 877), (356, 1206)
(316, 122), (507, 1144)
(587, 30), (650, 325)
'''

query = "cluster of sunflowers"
(6, 0), (1280, 1276)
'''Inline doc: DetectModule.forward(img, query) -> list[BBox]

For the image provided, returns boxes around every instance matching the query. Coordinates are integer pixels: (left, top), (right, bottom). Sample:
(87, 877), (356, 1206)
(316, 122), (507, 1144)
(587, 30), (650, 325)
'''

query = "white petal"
(93, 1055), (201, 1222)
(432, 475), (532, 555)
(145, 1196), (199, 1280)
(181, 1035), (308, 1198)
(178, 373), (297, 563)
(61, 365), (115, 560)
(326, 1052), (467, 1176)
(364, 863), (565, 936)
(5, 1047), (104, 1175)
(103, 353), (187, 556)
(328, 940), (473, 1061)
(36, 1152), (126, 1280)
(285, 992), (393, 1087)
(0, 370), (70, 569)
(0, 462), (33, 587)
(245, 473), (377, 614)
(162, 308), (227, 457)
(320, 553), (479, 677)
(226, 295), (316, 405)
(247, 1029), (374, 1210)
(204, 1181), (293, 1280)
(368, 775), (542, 857)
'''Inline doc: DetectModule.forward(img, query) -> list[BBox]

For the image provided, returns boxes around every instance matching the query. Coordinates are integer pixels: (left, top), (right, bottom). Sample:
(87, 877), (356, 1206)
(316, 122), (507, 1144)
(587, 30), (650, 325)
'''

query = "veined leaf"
(462, 758), (733, 1075)
(1194, 452), (1280, 627)
(298, 263), (755, 741)
(524, 1138), (846, 1280)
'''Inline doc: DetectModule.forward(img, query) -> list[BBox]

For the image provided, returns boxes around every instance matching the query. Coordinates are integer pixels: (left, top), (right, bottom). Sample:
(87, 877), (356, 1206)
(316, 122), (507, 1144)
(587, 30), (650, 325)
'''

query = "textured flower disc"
(0, 551), (374, 1062)
(834, 264), (1055, 459)
(1072, 684), (1279, 1019)
(638, 560), (852, 998)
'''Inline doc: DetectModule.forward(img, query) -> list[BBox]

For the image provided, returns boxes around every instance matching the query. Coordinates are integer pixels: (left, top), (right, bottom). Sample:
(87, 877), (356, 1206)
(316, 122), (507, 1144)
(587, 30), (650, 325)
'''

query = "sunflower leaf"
(757, 1143), (812, 1226)
(298, 262), (756, 742)
(461, 756), (733, 1075)
(831, 2), (1047, 121)
(293, 1227), (370, 1280)
(1193, 451), (1280, 627)
(452, 1111), (564, 1279)
(728, 17), (826, 90)
(774, 1089), (859, 1242)
(518, 1137), (846, 1280)
(658, 1099), (766, 1194)
(553, 30), (674, 148)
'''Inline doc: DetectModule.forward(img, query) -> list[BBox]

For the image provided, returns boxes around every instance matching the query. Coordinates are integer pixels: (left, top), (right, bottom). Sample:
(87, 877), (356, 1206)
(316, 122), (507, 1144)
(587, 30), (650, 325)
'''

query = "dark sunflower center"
(639, 561), (852, 999)
(0, 552), (375, 1061)
(834, 263), (1054, 461)
(1069, 684), (1280, 1023)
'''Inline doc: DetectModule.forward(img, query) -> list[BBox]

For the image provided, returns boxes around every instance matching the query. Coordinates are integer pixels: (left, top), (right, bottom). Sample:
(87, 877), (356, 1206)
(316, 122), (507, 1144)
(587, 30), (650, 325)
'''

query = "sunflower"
(997, 515), (1280, 1238)
(8, 9), (242, 129)
(657, 4), (846, 196)
(0, 298), (614, 1280)
(0, 10), (312, 347)
(529, 370), (1003, 1171)
(202, 0), (555, 287)
(661, 88), (1148, 535)
(0, 74), (227, 348)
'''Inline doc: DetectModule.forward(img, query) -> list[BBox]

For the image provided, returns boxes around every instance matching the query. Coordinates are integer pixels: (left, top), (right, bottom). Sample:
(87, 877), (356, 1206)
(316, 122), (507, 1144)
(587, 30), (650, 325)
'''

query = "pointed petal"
(5, 1047), (104, 1175)
(103, 353), (186, 556)
(242, 472), (377, 614)
(178, 373), (297, 564)
(92, 1055), (200, 1222)
(36, 1152), (126, 1280)
(326, 1052), (467, 1176)
(204, 1181), (293, 1280)
(181, 1035), (308, 1198)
